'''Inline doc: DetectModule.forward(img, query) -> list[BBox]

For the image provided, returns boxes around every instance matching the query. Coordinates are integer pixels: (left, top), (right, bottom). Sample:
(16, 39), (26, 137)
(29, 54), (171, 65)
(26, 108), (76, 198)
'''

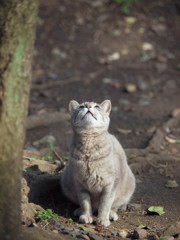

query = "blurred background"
(27, 0), (180, 153)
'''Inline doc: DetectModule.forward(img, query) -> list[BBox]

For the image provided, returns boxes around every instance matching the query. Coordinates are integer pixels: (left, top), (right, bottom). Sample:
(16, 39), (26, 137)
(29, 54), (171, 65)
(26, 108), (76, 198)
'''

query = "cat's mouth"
(82, 110), (97, 120)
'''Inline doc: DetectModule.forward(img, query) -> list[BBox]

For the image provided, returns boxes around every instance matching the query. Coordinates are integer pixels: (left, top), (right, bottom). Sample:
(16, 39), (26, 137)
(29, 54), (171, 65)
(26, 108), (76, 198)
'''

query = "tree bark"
(0, 1), (39, 239)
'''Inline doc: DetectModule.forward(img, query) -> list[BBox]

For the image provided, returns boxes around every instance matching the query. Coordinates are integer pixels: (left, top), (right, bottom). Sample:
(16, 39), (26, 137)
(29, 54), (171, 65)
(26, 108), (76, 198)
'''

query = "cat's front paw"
(96, 217), (110, 227)
(109, 210), (118, 221)
(79, 214), (93, 224)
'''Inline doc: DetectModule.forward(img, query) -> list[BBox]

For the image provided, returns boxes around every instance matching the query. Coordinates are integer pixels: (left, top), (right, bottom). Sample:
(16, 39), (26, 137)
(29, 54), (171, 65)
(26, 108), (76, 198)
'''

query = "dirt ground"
(24, 0), (180, 239)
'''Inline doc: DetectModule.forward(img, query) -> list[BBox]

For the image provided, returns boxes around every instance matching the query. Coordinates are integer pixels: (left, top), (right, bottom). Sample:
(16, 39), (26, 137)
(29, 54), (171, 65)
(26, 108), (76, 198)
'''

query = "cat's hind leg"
(109, 209), (118, 221)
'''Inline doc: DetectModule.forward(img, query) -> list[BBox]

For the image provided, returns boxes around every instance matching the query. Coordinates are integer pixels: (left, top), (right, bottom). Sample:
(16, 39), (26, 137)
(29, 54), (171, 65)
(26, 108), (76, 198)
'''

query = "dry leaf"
(117, 128), (132, 135)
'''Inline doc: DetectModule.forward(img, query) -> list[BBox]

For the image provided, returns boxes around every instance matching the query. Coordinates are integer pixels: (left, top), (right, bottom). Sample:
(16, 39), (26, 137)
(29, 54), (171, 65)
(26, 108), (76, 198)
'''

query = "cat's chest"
(73, 158), (112, 192)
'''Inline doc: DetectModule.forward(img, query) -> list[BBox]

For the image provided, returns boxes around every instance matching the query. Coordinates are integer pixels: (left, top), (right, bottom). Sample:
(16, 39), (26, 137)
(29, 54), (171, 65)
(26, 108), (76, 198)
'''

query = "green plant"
(66, 218), (73, 224)
(37, 209), (58, 222)
(114, 0), (139, 14)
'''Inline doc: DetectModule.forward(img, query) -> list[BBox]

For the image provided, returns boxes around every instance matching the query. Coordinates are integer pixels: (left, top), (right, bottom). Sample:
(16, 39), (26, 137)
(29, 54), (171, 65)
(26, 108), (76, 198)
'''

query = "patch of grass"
(66, 218), (73, 224)
(37, 209), (58, 222)
(113, 0), (139, 14)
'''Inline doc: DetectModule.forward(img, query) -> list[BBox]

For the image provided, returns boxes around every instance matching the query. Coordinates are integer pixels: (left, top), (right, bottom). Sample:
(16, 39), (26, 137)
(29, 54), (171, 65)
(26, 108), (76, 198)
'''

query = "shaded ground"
(24, 0), (180, 239)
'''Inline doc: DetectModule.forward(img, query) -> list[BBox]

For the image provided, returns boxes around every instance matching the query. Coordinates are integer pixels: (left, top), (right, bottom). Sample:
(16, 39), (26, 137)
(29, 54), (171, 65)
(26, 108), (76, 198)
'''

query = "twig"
(147, 160), (168, 169)
(118, 211), (143, 215)
(23, 156), (42, 161)
(31, 76), (81, 90)
(42, 221), (49, 230)
(53, 148), (64, 163)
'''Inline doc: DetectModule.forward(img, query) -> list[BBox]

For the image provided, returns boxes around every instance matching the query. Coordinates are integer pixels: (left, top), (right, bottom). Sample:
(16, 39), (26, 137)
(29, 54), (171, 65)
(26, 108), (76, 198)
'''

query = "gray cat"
(61, 100), (135, 227)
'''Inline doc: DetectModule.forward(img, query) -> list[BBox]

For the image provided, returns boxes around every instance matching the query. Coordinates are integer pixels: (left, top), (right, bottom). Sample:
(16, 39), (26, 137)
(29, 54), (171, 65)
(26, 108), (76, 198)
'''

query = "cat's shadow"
(23, 165), (78, 220)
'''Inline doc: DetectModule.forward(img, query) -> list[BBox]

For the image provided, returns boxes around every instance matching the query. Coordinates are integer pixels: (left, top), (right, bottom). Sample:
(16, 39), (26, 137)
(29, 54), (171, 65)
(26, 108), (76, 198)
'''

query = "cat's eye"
(95, 105), (100, 109)
(79, 105), (84, 109)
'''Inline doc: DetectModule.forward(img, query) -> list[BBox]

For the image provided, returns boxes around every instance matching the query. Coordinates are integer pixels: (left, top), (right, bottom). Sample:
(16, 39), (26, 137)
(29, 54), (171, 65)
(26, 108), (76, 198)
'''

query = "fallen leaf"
(117, 128), (132, 135)
(138, 219), (150, 229)
(95, 225), (104, 232)
(165, 136), (180, 144)
(125, 84), (136, 93)
(80, 226), (96, 233)
(129, 154), (137, 159)
(165, 180), (179, 188)
(147, 206), (165, 216)
(124, 17), (137, 24)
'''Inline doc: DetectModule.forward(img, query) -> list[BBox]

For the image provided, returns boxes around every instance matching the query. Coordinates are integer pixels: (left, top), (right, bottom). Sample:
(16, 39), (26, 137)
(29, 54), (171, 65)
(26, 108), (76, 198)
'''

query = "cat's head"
(69, 100), (111, 134)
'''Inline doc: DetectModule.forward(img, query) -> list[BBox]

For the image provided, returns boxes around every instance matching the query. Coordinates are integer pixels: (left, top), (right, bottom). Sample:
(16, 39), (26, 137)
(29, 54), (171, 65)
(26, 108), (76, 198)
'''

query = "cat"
(61, 100), (135, 227)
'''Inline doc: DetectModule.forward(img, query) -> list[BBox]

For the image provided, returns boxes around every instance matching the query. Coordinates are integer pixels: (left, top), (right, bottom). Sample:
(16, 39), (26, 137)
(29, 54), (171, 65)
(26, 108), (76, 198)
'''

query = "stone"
(135, 228), (147, 239)
(163, 222), (180, 237)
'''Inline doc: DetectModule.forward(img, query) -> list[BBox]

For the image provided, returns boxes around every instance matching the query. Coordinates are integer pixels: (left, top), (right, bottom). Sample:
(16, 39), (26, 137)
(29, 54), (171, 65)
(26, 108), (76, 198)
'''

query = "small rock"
(165, 80), (177, 89)
(131, 230), (139, 239)
(165, 180), (179, 188)
(148, 234), (159, 240)
(119, 98), (130, 106)
(103, 78), (112, 84)
(127, 203), (142, 211)
(163, 221), (180, 236)
(48, 72), (57, 79)
(135, 229), (147, 239)
(78, 234), (90, 240)
(125, 83), (136, 93)
(119, 229), (129, 238)
(155, 62), (167, 73)
(52, 230), (59, 234)
(90, 1), (103, 8)
(161, 236), (174, 240)
(113, 29), (121, 36)
(110, 230), (118, 236)
(51, 48), (67, 59)
(107, 52), (120, 62)
(112, 106), (118, 112)
(33, 135), (56, 146)
(142, 42), (154, 51)
(171, 108), (180, 117)
(138, 78), (148, 91)
(88, 233), (103, 240)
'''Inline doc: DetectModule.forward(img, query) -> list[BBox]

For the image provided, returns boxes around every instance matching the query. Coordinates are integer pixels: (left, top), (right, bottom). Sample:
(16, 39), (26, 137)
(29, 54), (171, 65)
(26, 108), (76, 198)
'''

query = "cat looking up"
(61, 100), (135, 227)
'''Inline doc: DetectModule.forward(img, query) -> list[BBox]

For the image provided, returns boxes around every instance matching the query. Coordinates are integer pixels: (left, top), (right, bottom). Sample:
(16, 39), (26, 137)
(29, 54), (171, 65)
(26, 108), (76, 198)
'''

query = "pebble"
(135, 228), (147, 239)
(155, 62), (167, 73)
(48, 72), (57, 79)
(171, 108), (180, 117)
(103, 78), (112, 84)
(90, 0), (103, 8)
(107, 52), (120, 61)
(161, 236), (174, 240)
(127, 203), (142, 211)
(131, 230), (139, 239)
(163, 221), (180, 236)
(119, 229), (129, 238)
(34, 135), (56, 146)
(51, 48), (67, 59)
(88, 233), (104, 240)
(137, 76), (148, 90)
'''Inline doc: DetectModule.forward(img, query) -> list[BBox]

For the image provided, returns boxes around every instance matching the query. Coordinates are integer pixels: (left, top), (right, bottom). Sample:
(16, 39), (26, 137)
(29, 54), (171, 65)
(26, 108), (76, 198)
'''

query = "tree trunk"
(0, 1), (39, 239)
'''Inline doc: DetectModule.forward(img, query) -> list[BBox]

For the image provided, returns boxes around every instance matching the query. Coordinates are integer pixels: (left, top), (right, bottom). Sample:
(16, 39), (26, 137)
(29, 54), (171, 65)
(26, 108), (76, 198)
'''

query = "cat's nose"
(86, 104), (91, 109)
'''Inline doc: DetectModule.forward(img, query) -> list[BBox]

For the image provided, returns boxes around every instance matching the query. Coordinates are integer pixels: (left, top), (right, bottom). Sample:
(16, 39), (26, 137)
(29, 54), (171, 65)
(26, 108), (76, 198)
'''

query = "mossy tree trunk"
(0, 1), (38, 239)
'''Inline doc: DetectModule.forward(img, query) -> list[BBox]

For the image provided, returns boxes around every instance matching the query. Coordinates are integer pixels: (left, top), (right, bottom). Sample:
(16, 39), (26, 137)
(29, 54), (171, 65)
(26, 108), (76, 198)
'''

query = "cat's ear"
(100, 100), (111, 115)
(69, 100), (79, 114)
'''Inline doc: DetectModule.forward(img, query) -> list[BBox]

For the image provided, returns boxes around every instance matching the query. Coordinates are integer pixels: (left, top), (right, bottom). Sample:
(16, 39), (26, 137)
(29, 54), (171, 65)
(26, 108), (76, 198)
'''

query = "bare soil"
(24, 0), (180, 239)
